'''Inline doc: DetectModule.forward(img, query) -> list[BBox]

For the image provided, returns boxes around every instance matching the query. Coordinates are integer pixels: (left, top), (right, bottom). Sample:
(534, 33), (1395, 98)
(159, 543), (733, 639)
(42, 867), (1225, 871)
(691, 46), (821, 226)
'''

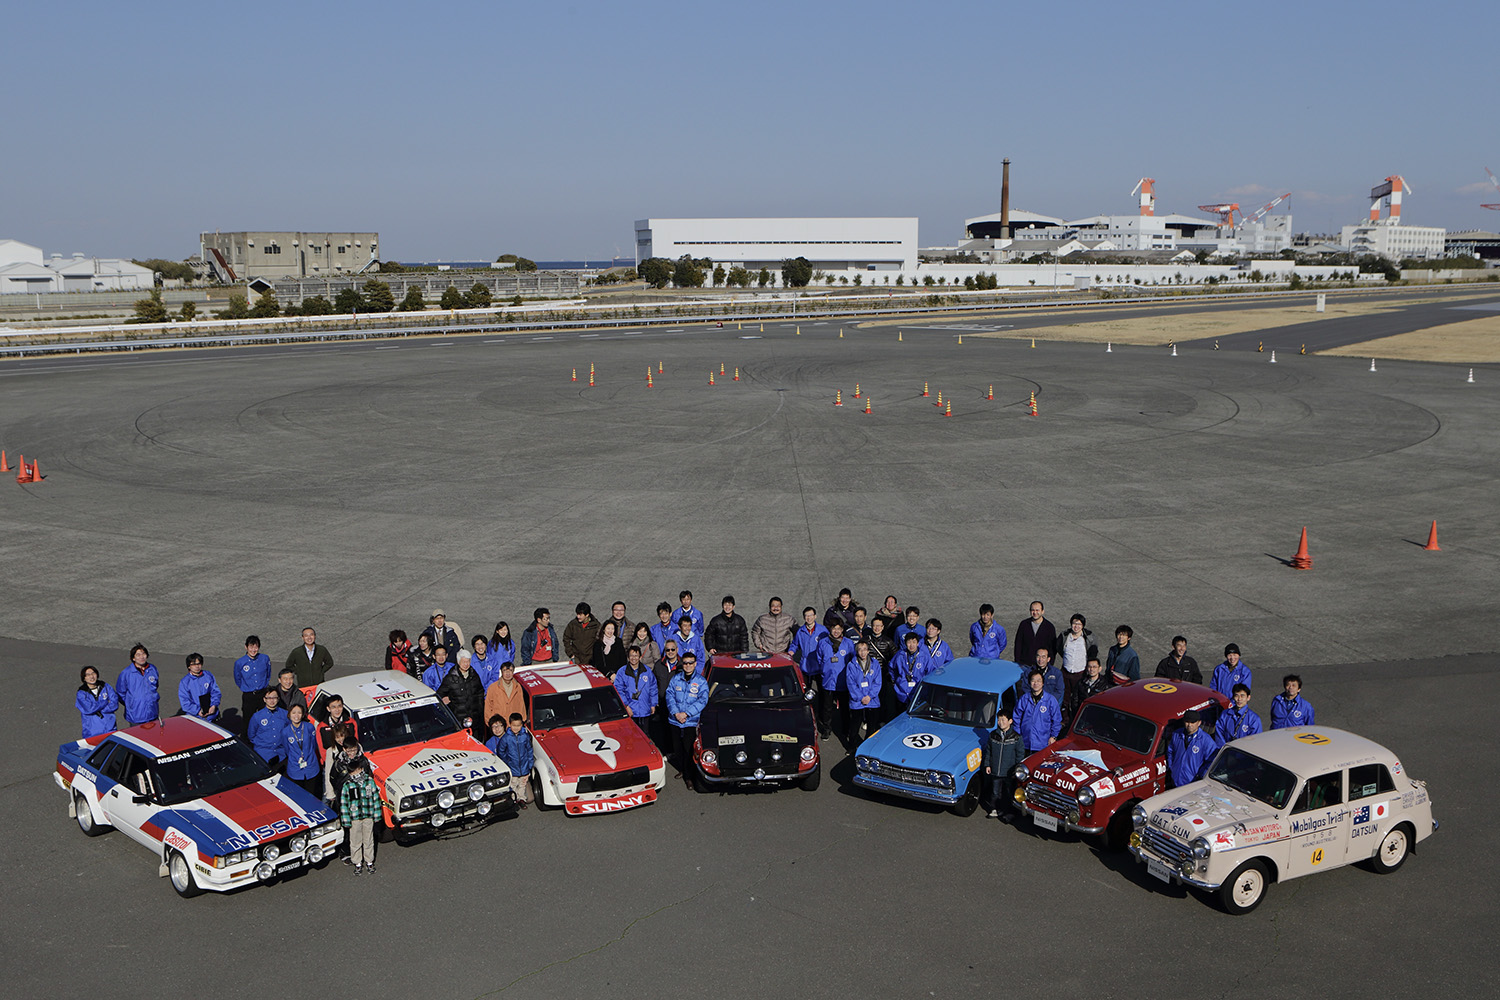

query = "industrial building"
(199, 231), (379, 282)
(1444, 231), (1500, 261)
(0, 239), (154, 294)
(633, 218), (918, 272)
(1339, 176), (1445, 260)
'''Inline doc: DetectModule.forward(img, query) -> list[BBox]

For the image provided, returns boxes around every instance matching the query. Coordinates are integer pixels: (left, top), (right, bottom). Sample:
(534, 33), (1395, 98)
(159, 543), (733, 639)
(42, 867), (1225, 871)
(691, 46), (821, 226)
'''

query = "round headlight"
(261, 843), (281, 862)
(800, 746), (816, 763)
(437, 790), (456, 810)
(1076, 786), (1096, 807)
(289, 834), (309, 854)
(254, 862), (274, 881)
(430, 811), (447, 827)
(468, 782), (485, 802)
(735, 750), (749, 764)
(1131, 804), (1149, 829)
(1013, 764), (1029, 782)
(476, 800), (492, 815)
(306, 845), (324, 864)
(1190, 837), (1211, 859)
(702, 750), (717, 766)
(926, 770), (943, 786)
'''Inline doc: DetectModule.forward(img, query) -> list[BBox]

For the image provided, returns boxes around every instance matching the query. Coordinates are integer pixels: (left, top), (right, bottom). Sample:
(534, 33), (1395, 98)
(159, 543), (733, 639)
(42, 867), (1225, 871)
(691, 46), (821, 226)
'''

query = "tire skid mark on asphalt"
(132, 394), (223, 459)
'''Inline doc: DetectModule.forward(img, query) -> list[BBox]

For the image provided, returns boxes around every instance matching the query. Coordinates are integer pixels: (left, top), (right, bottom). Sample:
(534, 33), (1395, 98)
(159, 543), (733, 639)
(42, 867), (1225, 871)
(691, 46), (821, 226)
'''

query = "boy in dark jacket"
(982, 708), (1024, 822)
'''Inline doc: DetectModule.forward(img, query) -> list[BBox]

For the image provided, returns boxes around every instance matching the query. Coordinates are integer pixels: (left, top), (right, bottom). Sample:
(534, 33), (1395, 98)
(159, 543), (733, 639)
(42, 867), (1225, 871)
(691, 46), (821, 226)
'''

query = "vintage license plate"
(1146, 858), (1173, 883)
(1032, 810), (1060, 832)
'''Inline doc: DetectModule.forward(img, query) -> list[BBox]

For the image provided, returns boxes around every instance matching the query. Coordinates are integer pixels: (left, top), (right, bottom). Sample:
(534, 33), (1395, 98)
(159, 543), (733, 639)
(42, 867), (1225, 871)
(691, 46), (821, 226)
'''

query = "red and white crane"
(1131, 177), (1156, 217)
(1197, 202), (1242, 229)
(1244, 192), (1292, 226)
(1368, 176), (1410, 223)
(1482, 168), (1500, 211)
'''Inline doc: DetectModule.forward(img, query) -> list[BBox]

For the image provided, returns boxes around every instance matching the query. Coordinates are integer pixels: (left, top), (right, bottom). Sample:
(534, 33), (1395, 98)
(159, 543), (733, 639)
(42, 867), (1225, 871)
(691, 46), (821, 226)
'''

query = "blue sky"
(4, 0), (1496, 261)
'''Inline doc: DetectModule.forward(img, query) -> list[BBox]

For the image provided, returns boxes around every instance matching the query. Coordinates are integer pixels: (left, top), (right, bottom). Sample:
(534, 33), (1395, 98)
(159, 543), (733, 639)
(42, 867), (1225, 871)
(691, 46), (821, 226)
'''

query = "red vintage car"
(1015, 680), (1229, 849)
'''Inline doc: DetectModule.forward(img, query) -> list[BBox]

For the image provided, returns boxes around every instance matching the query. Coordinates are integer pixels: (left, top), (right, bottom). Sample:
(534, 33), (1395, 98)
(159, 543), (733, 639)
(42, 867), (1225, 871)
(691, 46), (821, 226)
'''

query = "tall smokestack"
(1001, 158), (1011, 238)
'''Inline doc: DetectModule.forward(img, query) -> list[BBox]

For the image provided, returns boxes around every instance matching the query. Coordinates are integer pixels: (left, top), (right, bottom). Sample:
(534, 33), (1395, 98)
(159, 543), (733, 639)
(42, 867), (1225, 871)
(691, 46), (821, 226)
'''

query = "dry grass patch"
(1322, 315), (1500, 363)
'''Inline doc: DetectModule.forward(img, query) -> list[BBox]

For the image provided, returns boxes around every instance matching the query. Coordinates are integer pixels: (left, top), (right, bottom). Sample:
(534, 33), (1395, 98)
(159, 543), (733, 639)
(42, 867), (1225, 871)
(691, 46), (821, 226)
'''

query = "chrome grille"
(870, 760), (930, 786)
(1143, 825), (1191, 865)
(1026, 782), (1077, 817)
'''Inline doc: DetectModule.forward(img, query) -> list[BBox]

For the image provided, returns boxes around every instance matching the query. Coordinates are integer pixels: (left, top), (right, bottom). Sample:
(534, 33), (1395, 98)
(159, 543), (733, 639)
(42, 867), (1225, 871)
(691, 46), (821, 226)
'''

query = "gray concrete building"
(200, 231), (379, 282)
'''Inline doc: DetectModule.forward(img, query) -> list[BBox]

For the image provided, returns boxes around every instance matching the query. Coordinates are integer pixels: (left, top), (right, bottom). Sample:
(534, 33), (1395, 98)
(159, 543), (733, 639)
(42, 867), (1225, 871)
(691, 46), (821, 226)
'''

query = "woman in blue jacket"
(489, 622), (517, 668)
(281, 703), (322, 795)
(844, 643), (882, 748)
(76, 666), (119, 738)
(248, 688), (289, 767)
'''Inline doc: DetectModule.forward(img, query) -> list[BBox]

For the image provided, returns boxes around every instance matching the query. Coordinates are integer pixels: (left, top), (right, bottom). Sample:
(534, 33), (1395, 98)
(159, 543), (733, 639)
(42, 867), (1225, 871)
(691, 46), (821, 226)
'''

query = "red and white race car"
(516, 662), (666, 815)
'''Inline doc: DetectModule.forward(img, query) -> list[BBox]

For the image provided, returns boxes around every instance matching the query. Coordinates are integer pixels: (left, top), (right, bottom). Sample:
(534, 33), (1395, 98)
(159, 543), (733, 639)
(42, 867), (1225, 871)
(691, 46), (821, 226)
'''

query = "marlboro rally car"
(517, 662), (666, 815)
(55, 716), (342, 897)
(854, 657), (1024, 816)
(1130, 727), (1437, 914)
(693, 652), (820, 791)
(1016, 680), (1228, 849)
(307, 672), (515, 841)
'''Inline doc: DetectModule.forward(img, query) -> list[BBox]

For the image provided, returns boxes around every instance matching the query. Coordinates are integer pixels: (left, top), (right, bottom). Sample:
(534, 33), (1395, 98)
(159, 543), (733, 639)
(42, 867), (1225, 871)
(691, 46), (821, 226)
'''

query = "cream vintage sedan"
(1130, 726), (1436, 914)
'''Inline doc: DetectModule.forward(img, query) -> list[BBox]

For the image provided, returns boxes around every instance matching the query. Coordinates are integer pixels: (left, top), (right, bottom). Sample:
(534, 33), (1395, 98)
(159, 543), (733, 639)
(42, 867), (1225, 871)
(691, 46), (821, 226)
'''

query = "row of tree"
(635, 255), (821, 290)
(130, 279), (527, 322)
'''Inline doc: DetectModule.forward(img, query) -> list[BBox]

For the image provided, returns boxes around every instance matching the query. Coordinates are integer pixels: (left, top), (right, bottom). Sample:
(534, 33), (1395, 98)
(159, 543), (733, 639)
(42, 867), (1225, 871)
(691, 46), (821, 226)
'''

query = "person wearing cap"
(286, 627), (333, 686)
(1013, 667), (1062, 754)
(1217, 684), (1262, 743)
(421, 611), (461, 662)
(176, 652), (221, 722)
(562, 602), (601, 665)
(969, 604), (1007, 659)
(484, 661), (527, 729)
(1154, 636), (1202, 685)
(1167, 710), (1219, 787)
(1210, 644), (1252, 701)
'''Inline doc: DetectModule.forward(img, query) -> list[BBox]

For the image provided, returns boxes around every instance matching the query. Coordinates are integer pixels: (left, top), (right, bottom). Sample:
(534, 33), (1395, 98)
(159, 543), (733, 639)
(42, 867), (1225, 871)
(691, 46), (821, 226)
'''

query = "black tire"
(167, 849), (203, 898)
(1103, 806), (1135, 852)
(1371, 823), (1412, 874)
(1218, 859), (1270, 915)
(799, 767), (821, 792)
(531, 771), (556, 811)
(949, 775), (980, 817)
(691, 768), (711, 793)
(75, 792), (108, 837)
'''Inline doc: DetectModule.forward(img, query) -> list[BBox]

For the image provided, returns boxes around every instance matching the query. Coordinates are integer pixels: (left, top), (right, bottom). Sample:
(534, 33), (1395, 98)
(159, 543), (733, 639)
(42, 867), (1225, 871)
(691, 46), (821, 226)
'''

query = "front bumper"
(853, 772), (960, 806)
(393, 789), (516, 834)
(696, 762), (806, 786)
(201, 832), (344, 890)
(564, 785), (657, 815)
(1129, 844), (1223, 890)
(1020, 803), (1107, 835)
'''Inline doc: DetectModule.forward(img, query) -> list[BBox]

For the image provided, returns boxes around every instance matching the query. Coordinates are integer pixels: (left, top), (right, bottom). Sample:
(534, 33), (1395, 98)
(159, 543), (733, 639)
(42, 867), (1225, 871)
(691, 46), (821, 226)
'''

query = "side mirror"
(131, 795), (151, 805)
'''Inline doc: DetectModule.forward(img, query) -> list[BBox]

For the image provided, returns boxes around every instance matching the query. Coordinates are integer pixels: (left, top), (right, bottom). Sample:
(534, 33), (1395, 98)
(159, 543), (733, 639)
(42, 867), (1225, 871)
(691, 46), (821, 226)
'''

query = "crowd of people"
(74, 593), (1321, 854)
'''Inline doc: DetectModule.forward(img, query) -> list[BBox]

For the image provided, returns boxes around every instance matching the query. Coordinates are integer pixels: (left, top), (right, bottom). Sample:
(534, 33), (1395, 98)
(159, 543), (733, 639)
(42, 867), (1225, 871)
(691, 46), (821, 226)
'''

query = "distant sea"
(396, 259), (633, 271)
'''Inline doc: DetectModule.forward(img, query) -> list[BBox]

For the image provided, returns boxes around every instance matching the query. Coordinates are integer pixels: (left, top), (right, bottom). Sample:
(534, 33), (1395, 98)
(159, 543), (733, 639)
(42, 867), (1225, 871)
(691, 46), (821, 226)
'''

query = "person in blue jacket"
(1013, 668), (1062, 753)
(1106, 625), (1141, 684)
(788, 608), (828, 681)
(613, 647), (658, 737)
(76, 666), (119, 738)
(894, 606), (924, 647)
(923, 619), (955, 672)
(665, 652), (709, 785)
(1168, 710), (1219, 786)
(281, 703), (321, 795)
(844, 640), (882, 747)
(233, 635), (272, 732)
(1217, 684), (1263, 743)
(1025, 647), (1066, 706)
(248, 688), (288, 767)
(488, 712), (535, 808)
(177, 653), (221, 722)
(675, 590), (705, 635)
(969, 604), (1008, 659)
(669, 616), (707, 669)
(421, 645), (454, 692)
(1210, 644), (1252, 701)
(116, 643), (160, 726)
(1269, 674), (1315, 729)
(470, 634), (503, 690)
(815, 622), (855, 741)
(888, 632), (932, 718)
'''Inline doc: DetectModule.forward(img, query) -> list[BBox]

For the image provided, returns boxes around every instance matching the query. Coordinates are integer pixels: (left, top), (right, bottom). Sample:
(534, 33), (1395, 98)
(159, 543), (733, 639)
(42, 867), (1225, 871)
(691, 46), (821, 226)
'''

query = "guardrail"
(0, 284), (1403, 359)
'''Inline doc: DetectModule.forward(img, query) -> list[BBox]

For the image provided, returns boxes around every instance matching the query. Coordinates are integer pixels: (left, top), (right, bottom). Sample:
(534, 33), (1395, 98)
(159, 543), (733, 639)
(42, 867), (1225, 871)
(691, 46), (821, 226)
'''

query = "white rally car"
(1131, 726), (1437, 913)
(516, 662), (666, 815)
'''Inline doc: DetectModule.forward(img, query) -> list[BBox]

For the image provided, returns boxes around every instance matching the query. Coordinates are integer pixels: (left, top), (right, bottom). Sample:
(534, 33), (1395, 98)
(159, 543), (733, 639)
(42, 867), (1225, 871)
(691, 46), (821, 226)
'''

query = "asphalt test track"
(1, 295), (1496, 999)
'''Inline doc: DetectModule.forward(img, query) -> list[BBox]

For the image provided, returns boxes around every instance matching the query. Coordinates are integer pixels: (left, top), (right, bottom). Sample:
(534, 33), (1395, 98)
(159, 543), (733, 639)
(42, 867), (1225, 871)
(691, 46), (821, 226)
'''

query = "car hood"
(1025, 740), (1166, 796)
(370, 737), (510, 798)
(153, 776), (336, 854)
(700, 701), (816, 748)
(857, 712), (986, 775)
(1143, 783), (1277, 845)
(534, 718), (660, 777)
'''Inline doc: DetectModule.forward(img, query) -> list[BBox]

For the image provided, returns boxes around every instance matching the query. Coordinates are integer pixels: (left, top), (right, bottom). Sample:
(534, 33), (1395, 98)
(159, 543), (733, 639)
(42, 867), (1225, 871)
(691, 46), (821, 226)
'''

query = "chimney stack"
(1000, 158), (1012, 238)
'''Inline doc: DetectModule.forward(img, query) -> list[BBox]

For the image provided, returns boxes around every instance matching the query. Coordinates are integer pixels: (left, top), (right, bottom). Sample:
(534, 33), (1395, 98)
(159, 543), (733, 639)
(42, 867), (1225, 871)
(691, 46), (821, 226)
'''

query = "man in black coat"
(1154, 635), (1203, 684)
(704, 596), (750, 656)
(1013, 601), (1056, 672)
(437, 650), (486, 737)
(286, 627), (334, 686)
(420, 610), (461, 661)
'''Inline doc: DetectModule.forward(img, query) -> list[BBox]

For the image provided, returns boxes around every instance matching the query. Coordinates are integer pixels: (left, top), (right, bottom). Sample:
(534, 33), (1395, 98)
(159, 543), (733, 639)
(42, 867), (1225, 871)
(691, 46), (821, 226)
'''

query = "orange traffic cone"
(1422, 521), (1441, 552)
(0, 450), (8, 472)
(986, 385), (993, 400)
(943, 400), (952, 417)
(646, 368), (654, 388)
(1290, 527), (1313, 570)
(1028, 392), (1037, 417)
(834, 390), (843, 407)
(27, 460), (41, 482)
(588, 370), (595, 386)
(709, 371), (716, 385)
(921, 382), (929, 397)
(733, 367), (740, 381)
(853, 383), (861, 398)
(935, 390), (943, 408)
(863, 397), (871, 414)
(658, 361), (663, 373)
(720, 363), (725, 374)
(571, 368), (577, 382)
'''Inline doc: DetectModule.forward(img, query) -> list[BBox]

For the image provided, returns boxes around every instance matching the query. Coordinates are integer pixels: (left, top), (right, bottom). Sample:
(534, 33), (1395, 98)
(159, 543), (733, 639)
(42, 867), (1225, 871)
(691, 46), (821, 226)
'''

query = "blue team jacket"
(233, 652), (273, 694)
(421, 661), (452, 692)
(614, 665), (658, 718)
(116, 664), (161, 725)
(969, 621), (1008, 659)
(1217, 704), (1263, 742)
(1013, 691), (1062, 751)
(178, 671), (222, 720)
(249, 706), (289, 762)
(845, 660), (882, 710)
(1168, 727), (1219, 786)
(1270, 693), (1315, 729)
(670, 631), (707, 668)
(281, 720), (320, 779)
(665, 670), (709, 728)
(1210, 660), (1252, 700)
(889, 648), (933, 703)
(924, 638), (955, 671)
(77, 684), (119, 737)
(817, 635), (856, 690)
(488, 727), (534, 776)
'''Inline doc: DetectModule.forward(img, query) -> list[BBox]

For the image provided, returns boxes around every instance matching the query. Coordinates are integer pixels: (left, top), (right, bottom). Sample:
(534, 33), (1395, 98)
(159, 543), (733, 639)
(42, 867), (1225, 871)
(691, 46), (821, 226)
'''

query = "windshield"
(153, 739), (273, 805)
(1069, 704), (1157, 755)
(908, 683), (997, 729)
(1208, 745), (1299, 809)
(354, 702), (463, 752)
(708, 667), (803, 703)
(532, 687), (628, 730)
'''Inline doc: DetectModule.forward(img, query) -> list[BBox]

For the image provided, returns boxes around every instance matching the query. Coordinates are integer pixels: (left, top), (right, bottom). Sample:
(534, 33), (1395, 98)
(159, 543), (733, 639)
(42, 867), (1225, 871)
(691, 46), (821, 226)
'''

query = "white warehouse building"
(634, 218), (918, 272)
